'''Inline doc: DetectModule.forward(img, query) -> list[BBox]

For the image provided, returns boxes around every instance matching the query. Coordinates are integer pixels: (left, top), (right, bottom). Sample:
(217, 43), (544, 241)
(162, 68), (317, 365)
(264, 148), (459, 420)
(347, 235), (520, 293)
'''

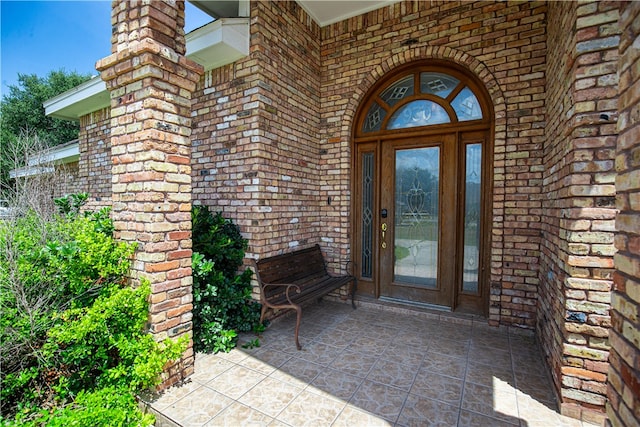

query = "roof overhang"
(190, 0), (249, 19)
(45, 0), (400, 121)
(189, 0), (397, 27)
(45, 18), (250, 121)
(44, 77), (110, 121)
(186, 18), (250, 71)
(9, 140), (79, 179)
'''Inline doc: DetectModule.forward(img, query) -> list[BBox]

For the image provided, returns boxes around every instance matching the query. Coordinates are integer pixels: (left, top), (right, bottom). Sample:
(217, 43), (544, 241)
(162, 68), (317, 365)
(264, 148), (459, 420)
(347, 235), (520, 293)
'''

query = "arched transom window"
(359, 69), (487, 135)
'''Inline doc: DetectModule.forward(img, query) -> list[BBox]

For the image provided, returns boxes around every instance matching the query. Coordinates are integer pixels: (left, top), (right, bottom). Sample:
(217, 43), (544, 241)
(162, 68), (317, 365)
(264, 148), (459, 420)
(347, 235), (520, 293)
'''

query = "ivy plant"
(191, 206), (264, 353)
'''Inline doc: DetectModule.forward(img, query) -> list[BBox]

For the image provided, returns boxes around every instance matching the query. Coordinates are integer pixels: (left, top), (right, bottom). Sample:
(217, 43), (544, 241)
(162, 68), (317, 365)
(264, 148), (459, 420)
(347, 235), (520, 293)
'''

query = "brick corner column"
(96, 0), (203, 388)
(608, 2), (640, 426)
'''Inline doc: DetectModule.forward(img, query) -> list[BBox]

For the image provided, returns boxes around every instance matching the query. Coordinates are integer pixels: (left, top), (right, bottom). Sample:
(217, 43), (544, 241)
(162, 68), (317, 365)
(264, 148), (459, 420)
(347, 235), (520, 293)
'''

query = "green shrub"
(0, 197), (186, 425)
(191, 206), (263, 353)
(53, 193), (88, 216)
(0, 208), (136, 384)
(43, 281), (188, 394)
(2, 281), (186, 426)
(6, 386), (155, 427)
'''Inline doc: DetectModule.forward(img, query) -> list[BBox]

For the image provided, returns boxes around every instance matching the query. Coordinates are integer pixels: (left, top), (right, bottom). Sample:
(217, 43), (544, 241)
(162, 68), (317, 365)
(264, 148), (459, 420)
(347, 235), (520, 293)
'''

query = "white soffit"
(45, 18), (249, 121)
(186, 18), (250, 71)
(28, 139), (80, 166)
(9, 166), (56, 179)
(44, 76), (109, 121)
(298, 0), (400, 27)
(190, 0), (250, 19)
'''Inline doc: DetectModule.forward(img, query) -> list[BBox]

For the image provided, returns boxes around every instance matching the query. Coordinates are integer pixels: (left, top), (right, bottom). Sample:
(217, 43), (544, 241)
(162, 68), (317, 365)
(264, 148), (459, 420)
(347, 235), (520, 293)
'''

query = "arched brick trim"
(343, 45), (506, 136)
(344, 46), (507, 325)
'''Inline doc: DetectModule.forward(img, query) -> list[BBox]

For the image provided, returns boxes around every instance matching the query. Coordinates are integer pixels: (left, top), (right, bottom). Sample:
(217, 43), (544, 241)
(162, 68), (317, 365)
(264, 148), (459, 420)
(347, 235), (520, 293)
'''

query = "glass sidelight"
(462, 143), (482, 293)
(361, 152), (374, 279)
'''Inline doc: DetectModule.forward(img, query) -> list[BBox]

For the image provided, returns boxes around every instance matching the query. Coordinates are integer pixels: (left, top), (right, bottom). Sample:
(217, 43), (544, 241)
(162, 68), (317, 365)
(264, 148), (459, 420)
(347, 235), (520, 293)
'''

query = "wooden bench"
(253, 244), (356, 350)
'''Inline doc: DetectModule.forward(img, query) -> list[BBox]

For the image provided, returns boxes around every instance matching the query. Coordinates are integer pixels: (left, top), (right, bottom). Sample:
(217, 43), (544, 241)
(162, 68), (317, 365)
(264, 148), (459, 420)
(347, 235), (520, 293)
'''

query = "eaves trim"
(45, 18), (250, 121)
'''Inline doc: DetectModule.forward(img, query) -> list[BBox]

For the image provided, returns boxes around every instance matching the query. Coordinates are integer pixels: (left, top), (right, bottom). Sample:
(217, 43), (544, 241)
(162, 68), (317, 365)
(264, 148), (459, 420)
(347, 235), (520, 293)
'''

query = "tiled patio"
(142, 300), (600, 427)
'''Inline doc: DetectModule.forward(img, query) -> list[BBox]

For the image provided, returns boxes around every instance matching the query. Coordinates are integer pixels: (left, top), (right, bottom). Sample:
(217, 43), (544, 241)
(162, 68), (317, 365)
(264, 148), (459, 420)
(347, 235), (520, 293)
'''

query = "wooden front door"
(379, 135), (455, 308)
(352, 62), (492, 315)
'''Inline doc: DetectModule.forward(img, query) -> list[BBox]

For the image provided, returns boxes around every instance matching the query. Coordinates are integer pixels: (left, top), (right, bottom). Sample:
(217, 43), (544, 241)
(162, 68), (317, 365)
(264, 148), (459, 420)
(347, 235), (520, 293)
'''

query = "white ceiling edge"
(297, 0), (401, 27)
(186, 18), (250, 71)
(9, 166), (57, 179)
(26, 140), (80, 167)
(43, 76), (108, 121)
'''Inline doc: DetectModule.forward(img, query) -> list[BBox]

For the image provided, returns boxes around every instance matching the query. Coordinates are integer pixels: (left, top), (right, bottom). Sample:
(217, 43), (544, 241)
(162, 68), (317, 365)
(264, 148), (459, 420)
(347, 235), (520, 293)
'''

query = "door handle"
(381, 222), (387, 249)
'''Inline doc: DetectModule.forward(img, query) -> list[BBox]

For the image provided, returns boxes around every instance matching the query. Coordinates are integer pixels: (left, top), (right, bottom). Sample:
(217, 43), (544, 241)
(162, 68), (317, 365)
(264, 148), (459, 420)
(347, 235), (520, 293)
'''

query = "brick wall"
(51, 161), (82, 198)
(192, 1), (322, 262)
(540, 0), (621, 423)
(38, 109), (111, 207)
(608, 2), (640, 426)
(78, 108), (111, 207)
(538, 1), (575, 412)
(191, 1), (552, 312)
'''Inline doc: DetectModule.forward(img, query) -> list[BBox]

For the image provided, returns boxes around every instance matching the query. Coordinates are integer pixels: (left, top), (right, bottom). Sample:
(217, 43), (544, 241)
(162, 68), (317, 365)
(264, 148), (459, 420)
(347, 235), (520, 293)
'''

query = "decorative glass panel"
(380, 75), (414, 107)
(362, 102), (386, 133)
(452, 87), (482, 121)
(462, 144), (482, 293)
(361, 152), (374, 278)
(387, 100), (450, 129)
(420, 72), (460, 98)
(360, 71), (486, 135)
(394, 147), (440, 287)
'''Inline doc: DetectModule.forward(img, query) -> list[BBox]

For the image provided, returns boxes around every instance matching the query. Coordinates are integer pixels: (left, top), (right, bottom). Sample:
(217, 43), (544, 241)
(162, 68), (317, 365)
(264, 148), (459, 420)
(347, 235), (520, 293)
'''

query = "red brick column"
(608, 2), (640, 426)
(96, 0), (203, 388)
(541, 2), (621, 423)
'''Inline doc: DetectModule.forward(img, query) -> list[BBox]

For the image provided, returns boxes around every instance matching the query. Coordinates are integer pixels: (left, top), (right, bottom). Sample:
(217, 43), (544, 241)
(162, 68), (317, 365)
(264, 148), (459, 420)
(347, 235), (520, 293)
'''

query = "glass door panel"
(355, 143), (379, 298)
(361, 152), (375, 279)
(394, 147), (440, 288)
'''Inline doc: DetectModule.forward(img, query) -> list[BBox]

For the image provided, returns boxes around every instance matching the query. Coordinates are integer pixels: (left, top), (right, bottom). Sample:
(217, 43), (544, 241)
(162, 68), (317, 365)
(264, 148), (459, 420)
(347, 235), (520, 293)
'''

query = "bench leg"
(260, 303), (268, 324)
(351, 277), (357, 309)
(293, 305), (302, 351)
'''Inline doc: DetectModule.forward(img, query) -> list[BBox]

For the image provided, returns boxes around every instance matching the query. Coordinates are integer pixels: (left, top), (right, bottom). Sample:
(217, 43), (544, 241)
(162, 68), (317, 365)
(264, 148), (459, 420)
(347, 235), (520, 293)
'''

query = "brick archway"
(344, 46), (507, 325)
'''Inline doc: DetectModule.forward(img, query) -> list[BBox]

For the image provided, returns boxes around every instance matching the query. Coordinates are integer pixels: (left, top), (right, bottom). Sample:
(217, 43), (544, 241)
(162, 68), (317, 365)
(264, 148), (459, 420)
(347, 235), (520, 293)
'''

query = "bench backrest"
(254, 244), (327, 290)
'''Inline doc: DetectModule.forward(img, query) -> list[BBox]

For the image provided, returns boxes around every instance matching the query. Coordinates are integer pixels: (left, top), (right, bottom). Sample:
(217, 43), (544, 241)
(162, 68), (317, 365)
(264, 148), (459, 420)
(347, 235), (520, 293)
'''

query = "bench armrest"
(322, 257), (354, 277)
(344, 259), (354, 276)
(261, 282), (302, 305)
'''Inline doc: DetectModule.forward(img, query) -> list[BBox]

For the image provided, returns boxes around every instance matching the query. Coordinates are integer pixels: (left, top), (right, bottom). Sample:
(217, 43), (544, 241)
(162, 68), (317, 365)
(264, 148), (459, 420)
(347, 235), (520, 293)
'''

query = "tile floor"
(142, 300), (601, 427)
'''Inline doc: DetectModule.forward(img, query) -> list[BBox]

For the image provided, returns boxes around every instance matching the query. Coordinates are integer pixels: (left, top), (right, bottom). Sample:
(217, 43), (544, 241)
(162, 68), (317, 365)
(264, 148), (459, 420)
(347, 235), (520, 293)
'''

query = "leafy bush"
(0, 208), (136, 381)
(10, 386), (155, 427)
(43, 281), (188, 394)
(2, 281), (186, 426)
(0, 196), (186, 425)
(191, 205), (263, 353)
(53, 193), (88, 215)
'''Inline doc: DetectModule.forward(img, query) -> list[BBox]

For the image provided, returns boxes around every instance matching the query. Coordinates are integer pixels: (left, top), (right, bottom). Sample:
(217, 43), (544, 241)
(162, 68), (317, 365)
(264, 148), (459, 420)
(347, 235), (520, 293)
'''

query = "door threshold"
(379, 296), (451, 312)
(351, 295), (487, 327)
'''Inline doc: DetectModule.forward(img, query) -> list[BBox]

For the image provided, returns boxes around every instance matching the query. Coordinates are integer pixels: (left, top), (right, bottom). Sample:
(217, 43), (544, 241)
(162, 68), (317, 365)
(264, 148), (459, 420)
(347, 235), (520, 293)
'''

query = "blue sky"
(1, 1), (212, 99)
